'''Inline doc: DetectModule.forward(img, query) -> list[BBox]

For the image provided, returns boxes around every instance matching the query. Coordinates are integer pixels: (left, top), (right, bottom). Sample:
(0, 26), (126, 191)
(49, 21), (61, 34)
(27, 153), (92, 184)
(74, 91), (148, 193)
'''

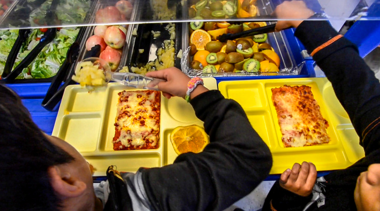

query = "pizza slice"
(271, 85), (330, 147)
(113, 90), (161, 150)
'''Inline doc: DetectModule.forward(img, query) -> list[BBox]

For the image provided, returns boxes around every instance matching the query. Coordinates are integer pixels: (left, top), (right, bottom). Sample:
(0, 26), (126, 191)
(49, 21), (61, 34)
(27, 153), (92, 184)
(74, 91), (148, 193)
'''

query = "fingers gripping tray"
(218, 78), (365, 174)
(52, 79), (217, 176)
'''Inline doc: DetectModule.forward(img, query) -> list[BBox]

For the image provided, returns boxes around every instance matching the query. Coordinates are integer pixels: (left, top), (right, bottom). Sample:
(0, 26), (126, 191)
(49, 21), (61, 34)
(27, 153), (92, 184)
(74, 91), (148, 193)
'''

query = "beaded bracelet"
(185, 77), (204, 103)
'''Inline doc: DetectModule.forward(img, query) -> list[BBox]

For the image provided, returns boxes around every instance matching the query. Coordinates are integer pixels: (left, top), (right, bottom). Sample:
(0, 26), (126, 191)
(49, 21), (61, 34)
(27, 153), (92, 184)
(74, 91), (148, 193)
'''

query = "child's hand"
(146, 67), (191, 99)
(274, 1), (315, 31)
(279, 162), (317, 197)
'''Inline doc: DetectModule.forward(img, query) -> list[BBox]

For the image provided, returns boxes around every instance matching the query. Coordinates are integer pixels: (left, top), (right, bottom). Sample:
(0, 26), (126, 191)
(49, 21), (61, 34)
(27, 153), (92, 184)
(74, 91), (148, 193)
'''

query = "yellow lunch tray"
(219, 78), (365, 174)
(52, 78), (218, 176)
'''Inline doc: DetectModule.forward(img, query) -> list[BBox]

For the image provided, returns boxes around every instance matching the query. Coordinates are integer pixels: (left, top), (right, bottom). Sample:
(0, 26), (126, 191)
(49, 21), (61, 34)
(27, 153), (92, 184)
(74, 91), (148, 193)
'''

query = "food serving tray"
(52, 78), (217, 176)
(219, 78), (364, 174)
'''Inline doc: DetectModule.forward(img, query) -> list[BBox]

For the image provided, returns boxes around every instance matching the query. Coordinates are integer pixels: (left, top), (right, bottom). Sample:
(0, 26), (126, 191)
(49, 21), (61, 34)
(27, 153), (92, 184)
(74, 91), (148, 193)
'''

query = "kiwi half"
(223, 1), (237, 16)
(190, 17), (204, 30)
(212, 10), (226, 18)
(243, 59), (260, 72)
(253, 33), (268, 43)
(206, 53), (218, 64)
(237, 48), (254, 58)
(195, 0), (207, 10)
(203, 65), (217, 74)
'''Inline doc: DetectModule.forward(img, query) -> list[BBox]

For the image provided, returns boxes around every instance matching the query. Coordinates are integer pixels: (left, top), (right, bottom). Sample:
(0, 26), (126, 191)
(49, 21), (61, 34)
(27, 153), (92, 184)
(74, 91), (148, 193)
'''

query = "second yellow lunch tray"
(219, 78), (364, 174)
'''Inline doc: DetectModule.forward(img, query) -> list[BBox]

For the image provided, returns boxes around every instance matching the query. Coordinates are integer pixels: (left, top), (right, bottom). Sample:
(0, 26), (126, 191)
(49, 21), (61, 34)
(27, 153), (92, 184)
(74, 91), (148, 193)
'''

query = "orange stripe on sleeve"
(310, 34), (343, 57)
(270, 200), (278, 211)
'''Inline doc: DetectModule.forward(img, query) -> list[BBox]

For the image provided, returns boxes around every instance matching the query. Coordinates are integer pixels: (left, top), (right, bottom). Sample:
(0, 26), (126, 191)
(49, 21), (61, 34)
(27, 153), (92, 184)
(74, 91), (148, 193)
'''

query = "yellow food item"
(190, 29), (212, 50)
(193, 50), (210, 67)
(260, 60), (279, 73)
(217, 22), (231, 28)
(72, 61), (106, 87)
(220, 45), (226, 53)
(170, 125), (209, 154)
(255, 22), (267, 27)
(119, 66), (129, 73)
(207, 28), (228, 40)
(215, 64), (220, 71)
(237, 0), (257, 18)
(262, 50), (281, 67)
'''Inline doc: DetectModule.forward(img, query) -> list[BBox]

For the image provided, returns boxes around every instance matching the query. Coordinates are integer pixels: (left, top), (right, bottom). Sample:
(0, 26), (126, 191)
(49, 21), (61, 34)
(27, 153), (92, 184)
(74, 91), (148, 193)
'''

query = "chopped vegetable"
(0, 28), (80, 79)
(72, 61), (106, 86)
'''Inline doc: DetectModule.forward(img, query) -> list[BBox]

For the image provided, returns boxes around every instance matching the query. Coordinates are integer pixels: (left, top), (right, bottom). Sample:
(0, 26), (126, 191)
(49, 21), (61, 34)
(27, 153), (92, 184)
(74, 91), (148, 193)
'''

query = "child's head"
(0, 85), (96, 210)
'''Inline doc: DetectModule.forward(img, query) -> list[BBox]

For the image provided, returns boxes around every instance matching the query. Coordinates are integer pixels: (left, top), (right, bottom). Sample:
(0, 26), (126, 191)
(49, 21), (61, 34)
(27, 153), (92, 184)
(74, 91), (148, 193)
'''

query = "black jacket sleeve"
(265, 21), (380, 211)
(141, 90), (273, 211)
(295, 21), (380, 155)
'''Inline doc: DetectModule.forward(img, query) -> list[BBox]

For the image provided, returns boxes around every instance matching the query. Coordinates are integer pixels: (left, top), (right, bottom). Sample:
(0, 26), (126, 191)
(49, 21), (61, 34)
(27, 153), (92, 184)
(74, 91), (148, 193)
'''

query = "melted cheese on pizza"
(113, 90), (160, 150)
(272, 85), (330, 147)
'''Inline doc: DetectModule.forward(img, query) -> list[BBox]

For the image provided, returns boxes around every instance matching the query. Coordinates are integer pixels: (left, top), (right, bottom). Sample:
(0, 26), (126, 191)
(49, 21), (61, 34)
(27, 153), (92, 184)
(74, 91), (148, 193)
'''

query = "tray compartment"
(58, 113), (102, 153)
(271, 149), (347, 173)
(221, 82), (267, 111)
(163, 97), (203, 124)
(246, 110), (277, 149)
(86, 154), (161, 176)
(65, 86), (108, 112)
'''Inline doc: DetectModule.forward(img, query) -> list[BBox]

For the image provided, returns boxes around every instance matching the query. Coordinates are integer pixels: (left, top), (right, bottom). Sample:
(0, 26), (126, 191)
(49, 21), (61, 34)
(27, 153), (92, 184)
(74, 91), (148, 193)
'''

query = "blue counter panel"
(7, 83), (58, 135)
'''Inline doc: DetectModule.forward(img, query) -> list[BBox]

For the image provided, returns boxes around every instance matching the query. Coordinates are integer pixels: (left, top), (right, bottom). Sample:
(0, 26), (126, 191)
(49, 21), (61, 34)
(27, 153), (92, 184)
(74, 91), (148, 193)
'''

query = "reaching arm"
(141, 68), (272, 211)
(265, 1), (380, 210)
(295, 21), (380, 155)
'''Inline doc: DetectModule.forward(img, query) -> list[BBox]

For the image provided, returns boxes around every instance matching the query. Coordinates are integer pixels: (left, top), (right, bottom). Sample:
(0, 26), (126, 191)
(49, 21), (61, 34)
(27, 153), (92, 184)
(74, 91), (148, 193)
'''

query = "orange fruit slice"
(220, 45), (226, 53)
(193, 50), (210, 67)
(190, 29), (212, 50)
(207, 28), (227, 40)
(217, 22), (230, 28)
(260, 60), (279, 73)
(170, 125), (209, 155)
(261, 50), (281, 67)
(255, 22), (267, 27)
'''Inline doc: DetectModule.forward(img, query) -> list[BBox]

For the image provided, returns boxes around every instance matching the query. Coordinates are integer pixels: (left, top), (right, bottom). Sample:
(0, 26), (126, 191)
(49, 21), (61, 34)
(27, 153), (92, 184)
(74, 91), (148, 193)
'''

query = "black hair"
(0, 84), (75, 211)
